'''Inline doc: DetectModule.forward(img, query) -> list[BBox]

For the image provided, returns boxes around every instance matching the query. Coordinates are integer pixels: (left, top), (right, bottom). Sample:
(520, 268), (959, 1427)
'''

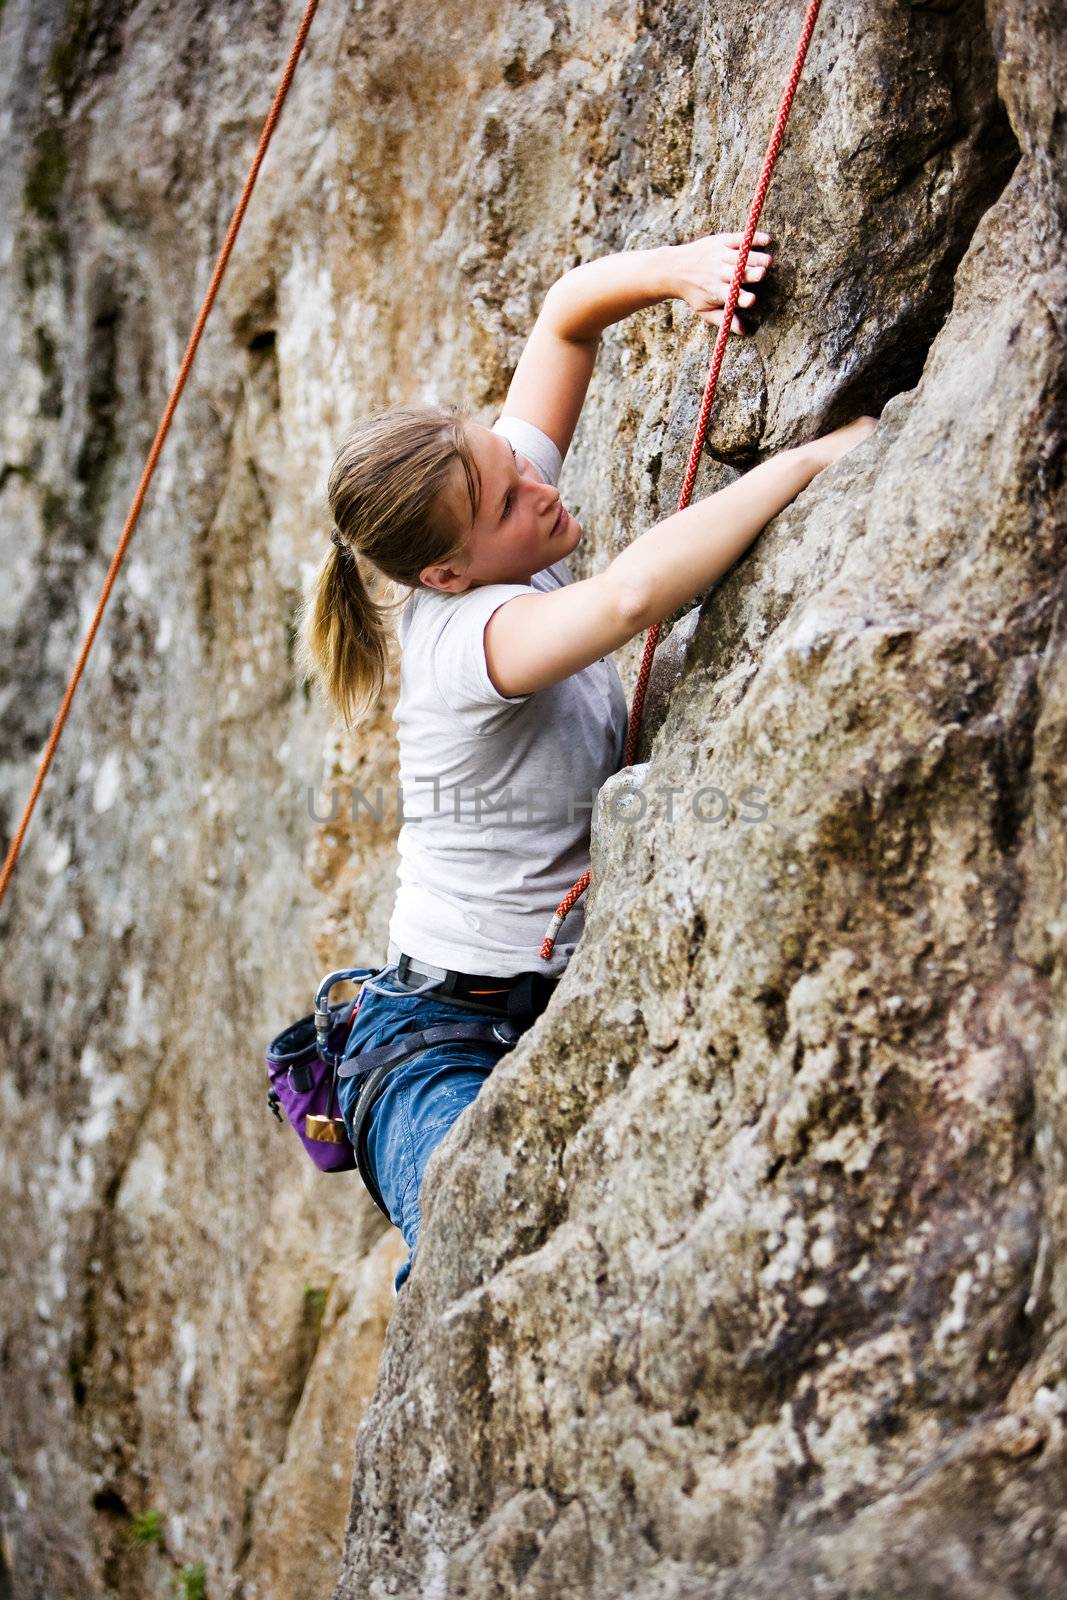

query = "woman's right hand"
(805, 416), (878, 472)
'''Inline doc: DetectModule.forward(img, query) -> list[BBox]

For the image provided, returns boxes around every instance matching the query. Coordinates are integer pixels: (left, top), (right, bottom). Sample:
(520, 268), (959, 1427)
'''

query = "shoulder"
(533, 558), (573, 591)
(491, 415), (563, 488)
(430, 581), (536, 711)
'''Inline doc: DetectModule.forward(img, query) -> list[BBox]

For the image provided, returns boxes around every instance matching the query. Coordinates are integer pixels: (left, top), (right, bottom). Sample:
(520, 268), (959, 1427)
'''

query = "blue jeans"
(337, 965), (540, 1296)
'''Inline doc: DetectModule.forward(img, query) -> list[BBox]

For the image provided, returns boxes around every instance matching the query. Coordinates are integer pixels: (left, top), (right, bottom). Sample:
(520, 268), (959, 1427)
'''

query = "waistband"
(387, 946), (559, 1019)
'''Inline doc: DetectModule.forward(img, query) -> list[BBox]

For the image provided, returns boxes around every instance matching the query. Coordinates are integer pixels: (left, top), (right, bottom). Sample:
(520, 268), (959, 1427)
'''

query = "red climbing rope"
(541, 0), (823, 962)
(0, 0), (320, 911)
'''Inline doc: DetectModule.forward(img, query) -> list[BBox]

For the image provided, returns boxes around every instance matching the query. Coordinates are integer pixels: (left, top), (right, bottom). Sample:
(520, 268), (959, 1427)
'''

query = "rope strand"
(541, 0), (823, 961)
(0, 0), (320, 910)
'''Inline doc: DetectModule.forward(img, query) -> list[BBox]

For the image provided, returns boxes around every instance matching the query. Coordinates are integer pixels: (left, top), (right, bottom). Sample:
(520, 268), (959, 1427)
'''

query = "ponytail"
(293, 536), (396, 731)
(294, 404), (480, 730)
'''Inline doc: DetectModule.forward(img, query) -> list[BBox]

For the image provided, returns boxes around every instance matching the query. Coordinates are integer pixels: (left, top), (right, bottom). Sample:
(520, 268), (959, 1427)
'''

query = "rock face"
(0, 1), (1062, 1598)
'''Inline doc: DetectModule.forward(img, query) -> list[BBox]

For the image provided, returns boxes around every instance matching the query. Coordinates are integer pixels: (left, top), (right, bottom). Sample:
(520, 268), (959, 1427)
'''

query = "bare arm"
(500, 235), (772, 461)
(610, 420), (878, 630)
(484, 420), (877, 700)
(609, 450), (819, 625)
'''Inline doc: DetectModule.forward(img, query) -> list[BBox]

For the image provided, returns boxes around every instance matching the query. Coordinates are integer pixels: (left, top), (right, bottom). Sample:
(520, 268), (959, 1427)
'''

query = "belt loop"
(396, 951), (458, 999)
(507, 972), (537, 1024)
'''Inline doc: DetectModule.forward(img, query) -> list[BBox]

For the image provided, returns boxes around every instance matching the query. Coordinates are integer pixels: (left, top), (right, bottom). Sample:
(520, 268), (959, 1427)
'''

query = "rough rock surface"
(0, 0), (1062, 1598)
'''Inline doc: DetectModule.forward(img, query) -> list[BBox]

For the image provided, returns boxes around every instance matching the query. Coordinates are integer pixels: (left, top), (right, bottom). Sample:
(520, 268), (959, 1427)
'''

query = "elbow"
(541, 278), (571, 335)
(611, 576), (653, 637)
(542, 277), (600, 346)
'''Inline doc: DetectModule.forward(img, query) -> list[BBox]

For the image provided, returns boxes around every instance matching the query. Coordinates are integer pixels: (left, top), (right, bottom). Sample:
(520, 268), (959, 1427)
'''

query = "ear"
(419, 563), (472, 594)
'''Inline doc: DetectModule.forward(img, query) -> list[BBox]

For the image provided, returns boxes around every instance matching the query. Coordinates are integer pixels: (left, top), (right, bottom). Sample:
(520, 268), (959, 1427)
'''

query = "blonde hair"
(294, 404), (480, 729)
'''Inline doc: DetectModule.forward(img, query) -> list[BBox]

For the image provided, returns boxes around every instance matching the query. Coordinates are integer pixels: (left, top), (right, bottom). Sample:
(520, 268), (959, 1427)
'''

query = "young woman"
(297, 233), (875, 1294)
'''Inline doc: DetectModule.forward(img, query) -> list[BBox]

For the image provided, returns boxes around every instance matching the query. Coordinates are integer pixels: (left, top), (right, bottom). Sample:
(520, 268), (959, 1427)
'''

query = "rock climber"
(296, 232), (876, 1295)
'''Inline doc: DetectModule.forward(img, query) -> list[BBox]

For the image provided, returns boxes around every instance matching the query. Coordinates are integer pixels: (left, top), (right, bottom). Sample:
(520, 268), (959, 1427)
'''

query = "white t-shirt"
(386, 415), (629, 978)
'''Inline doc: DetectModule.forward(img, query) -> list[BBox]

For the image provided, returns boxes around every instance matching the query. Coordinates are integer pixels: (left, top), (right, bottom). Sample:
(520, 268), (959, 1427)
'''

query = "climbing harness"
(540, 0), (823, 961)
(339, 1005), (524, 1222)
(0, 0), (321, 909)
(266, 960), (555, 1215)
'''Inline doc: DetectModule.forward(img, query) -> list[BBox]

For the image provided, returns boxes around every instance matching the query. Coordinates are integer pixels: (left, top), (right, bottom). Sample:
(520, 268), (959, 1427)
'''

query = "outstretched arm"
(499, 233), (773, 461)
(482, 418), (878, 702)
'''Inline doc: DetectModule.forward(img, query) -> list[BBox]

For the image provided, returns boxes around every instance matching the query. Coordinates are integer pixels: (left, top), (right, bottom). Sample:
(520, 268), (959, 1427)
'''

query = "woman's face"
(419, 423), (582, 592)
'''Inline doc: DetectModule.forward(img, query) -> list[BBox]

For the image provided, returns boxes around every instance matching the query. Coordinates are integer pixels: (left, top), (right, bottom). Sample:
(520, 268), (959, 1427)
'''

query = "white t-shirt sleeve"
(426, 416), (561, 715)
(432, 582), (535, 714)
(491, 415), (563, 488)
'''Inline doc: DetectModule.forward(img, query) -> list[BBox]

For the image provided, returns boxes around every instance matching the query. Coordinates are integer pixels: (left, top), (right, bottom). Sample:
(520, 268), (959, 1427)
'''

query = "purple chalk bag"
(265, 966), (376, 1173)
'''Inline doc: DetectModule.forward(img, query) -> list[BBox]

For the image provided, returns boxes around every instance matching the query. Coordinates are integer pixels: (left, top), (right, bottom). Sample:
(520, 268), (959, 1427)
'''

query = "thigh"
(366, 1044), (500, 1240)
(337, 966), (526, 1225)
(401, 1045), (500, 1153)
(337, 970), (511, 1134)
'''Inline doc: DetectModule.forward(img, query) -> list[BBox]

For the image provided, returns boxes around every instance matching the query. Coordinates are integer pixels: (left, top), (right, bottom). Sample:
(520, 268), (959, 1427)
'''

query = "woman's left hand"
(670, 232), (774, 334)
